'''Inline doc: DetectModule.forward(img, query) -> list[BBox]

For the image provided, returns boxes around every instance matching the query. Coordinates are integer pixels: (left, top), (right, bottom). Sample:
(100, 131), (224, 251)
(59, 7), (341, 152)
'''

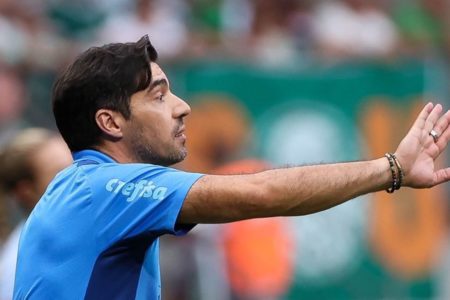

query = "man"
(0, 128), (72, 300)
(13, 35), (450, 300)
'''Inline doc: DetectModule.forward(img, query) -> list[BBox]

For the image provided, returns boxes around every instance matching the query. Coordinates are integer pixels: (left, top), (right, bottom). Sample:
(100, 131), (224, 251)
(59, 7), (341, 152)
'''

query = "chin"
(159, 148), (187, 167)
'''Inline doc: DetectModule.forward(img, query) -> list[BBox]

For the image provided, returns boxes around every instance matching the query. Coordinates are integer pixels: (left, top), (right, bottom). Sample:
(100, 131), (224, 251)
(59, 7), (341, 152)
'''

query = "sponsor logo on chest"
(105, 179), (168, 202)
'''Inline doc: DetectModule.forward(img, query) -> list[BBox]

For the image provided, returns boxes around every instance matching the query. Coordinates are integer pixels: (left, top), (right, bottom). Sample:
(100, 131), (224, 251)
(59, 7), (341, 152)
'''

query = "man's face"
(124, 62), (191, 166)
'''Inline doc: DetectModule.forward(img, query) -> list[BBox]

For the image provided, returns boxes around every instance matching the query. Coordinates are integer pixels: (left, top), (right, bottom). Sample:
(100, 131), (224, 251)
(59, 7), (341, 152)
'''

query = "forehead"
(150, 62), (167, 81)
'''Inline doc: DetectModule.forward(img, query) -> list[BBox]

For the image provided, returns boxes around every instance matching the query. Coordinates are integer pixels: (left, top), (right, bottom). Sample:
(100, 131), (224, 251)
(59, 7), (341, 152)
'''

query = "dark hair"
(52, 35), (158, 152)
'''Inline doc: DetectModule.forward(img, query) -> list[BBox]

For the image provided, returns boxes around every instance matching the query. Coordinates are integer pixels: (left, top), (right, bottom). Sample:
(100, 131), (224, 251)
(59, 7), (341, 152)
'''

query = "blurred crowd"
(1, 0), (450, 299)
(0, 0), (448, 140)
(0, 0), (449, 68)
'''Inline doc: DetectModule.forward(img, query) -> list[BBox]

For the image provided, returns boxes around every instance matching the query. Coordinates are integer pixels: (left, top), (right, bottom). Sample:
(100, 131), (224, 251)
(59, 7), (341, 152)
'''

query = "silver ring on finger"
(429, 129), (440, 143)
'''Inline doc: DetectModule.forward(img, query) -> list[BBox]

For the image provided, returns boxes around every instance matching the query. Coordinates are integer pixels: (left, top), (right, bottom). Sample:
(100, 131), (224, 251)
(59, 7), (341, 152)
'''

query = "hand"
(395, 103), (450, 188)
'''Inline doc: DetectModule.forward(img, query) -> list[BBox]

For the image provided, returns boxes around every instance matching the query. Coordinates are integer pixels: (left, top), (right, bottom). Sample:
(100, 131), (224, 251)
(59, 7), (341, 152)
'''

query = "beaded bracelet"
(390, 153), (404, 190)
(384, 153), (398, 193)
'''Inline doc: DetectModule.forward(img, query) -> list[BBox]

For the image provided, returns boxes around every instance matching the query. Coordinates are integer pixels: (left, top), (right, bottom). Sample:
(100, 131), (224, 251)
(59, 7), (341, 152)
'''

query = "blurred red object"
(214, 159), (294, 299)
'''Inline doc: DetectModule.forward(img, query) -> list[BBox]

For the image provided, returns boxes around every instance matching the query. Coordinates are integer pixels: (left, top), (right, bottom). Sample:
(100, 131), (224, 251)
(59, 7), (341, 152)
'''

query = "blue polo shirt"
(13, 150), (203, 300)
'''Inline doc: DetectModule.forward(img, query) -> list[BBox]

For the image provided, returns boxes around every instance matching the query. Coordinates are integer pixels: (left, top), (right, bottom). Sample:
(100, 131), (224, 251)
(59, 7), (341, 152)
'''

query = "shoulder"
(80, 163), (203, 202)
(81, 162), (179, 181)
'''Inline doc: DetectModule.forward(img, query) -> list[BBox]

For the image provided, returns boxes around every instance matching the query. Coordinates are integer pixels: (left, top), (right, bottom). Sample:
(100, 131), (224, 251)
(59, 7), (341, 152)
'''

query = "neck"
(93, 141), (136, 164)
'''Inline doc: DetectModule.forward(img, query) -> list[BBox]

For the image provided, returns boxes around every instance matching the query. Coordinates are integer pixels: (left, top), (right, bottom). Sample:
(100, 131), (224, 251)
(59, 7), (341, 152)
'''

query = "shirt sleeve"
(86, 163), (203, 241)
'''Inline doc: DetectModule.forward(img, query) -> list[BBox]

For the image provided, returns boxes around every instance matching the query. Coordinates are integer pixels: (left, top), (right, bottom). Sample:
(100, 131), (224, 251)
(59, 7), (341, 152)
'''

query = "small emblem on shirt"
(105, 179), (168, 202)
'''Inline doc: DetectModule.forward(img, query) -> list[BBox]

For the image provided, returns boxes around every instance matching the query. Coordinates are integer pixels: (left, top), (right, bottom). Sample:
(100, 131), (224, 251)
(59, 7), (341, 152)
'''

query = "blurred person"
(0, 0), (72, 70)
(12, 35), (450, 300)
(96, 0), (188, 59)
(0, 1), (78, 129)
(286, 0), (316, 57)
(248, 0), (299, 65)
(0, 128), (72, 300)
(220, 0), (301, 65)
(0, 67), (26, 146)
(312, 0), (400, 59)
(2, 5), (79, 126)
(0, 1), (28, 65)
(0, 66), (26, 268)
(392, 0), (450, 56)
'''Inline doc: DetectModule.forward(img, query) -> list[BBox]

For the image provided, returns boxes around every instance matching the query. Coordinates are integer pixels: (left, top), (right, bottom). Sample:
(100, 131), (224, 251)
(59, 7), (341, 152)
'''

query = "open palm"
(395, 103), (450, 188)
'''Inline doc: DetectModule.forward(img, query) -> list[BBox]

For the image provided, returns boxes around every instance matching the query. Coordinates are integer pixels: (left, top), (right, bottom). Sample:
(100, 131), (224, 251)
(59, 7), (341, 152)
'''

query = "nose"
(172, 94), (191, 119)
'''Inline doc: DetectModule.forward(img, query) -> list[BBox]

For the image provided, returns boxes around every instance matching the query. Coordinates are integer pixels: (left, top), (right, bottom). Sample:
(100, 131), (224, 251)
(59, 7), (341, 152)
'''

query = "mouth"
(174, 126), (186, 139)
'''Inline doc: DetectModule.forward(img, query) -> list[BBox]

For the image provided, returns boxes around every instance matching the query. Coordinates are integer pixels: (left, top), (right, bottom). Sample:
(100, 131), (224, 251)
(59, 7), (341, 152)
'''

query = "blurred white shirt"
(96, 2), (188, 59)
(0, 222), (24, 300)
(313, 1), (399, 57)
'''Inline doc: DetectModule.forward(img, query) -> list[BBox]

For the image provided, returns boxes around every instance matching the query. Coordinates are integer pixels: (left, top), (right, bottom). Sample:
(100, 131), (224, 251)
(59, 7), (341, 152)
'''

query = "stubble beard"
(130, 126), (187, 166)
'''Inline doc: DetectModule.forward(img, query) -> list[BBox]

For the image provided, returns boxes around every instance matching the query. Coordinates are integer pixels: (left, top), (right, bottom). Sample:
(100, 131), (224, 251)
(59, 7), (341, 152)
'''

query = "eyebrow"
(148, 78), (168, 92)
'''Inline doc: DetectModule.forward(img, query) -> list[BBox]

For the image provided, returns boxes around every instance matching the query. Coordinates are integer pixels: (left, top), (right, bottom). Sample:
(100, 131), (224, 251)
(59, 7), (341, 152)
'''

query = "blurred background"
(0, 0), (449, 299)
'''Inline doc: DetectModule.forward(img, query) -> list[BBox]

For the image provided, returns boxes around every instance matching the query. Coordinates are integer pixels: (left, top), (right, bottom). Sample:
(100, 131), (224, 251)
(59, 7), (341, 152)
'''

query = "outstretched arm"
(179, 103), (450, 224)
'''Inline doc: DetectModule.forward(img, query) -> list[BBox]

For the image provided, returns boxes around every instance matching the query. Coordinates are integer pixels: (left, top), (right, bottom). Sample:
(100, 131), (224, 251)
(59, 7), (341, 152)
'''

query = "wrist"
(364, 157), (394, 193)
(384, 153), (404, 193)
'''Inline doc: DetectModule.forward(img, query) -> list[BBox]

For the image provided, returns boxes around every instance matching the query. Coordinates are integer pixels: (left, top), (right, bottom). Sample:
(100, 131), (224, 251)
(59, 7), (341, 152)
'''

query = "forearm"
(267, 157), (391, 216)
(180, 157), (392, 223)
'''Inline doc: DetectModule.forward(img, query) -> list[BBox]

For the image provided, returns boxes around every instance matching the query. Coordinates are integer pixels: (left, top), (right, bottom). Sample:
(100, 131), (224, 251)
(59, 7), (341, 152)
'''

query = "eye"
(157, 94), (164, 102)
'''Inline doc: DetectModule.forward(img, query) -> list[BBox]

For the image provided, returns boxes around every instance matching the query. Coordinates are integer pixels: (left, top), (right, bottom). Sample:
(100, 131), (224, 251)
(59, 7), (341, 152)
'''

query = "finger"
(424, 103), (443, 134)
(433, 110), (450, 136)
(433, 167), (450, 185)
(434, 110), (450, 153)
(411, 102), (434, 130)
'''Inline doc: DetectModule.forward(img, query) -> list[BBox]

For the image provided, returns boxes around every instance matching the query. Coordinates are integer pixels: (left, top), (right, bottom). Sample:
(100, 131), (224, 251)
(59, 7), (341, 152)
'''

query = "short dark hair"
(52, 35), (158, 152)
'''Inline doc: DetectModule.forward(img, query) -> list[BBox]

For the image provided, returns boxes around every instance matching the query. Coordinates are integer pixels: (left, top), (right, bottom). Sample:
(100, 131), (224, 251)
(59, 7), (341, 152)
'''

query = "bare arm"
(179, 103), (450, 224)
(180, 158), (391, 223)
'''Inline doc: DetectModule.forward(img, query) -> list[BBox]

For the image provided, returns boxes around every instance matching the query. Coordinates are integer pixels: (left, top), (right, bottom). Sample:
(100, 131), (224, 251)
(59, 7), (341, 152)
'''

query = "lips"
(174, 126), (185, 137)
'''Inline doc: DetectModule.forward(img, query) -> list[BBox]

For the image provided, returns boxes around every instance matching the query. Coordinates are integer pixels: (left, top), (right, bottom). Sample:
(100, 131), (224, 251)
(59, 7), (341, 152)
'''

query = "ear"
(95, 109), (125, 139)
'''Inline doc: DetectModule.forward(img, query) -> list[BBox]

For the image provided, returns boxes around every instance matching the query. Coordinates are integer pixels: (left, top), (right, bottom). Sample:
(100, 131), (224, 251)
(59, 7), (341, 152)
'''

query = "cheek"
(148, 115), (174, 137)
(131, 109), (174, 142)
(135, 123), (167, 147)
